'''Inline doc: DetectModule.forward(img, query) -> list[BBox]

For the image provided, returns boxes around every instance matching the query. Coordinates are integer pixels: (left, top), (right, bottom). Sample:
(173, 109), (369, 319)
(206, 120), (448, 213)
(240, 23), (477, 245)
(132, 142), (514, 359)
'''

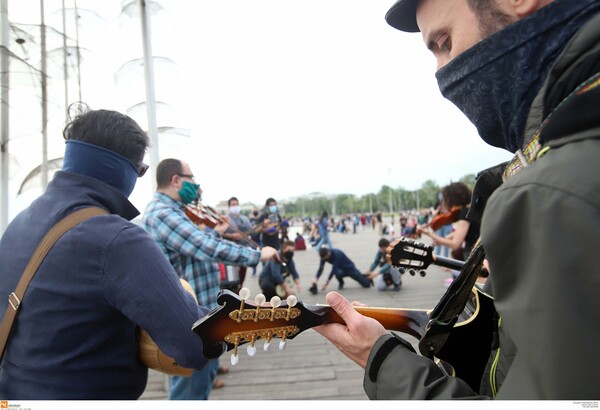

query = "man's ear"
(510, 0), (549, 18)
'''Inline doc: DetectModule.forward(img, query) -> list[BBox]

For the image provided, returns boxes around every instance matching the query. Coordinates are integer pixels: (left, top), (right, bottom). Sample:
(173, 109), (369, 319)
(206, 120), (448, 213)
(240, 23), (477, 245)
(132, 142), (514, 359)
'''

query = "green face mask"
(178, 181), (200, 204)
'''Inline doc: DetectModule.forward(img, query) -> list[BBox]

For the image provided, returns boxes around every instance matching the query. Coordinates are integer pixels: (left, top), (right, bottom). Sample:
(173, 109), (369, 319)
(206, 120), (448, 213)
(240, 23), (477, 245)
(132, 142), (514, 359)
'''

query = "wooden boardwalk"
(140, 226), (451, 400)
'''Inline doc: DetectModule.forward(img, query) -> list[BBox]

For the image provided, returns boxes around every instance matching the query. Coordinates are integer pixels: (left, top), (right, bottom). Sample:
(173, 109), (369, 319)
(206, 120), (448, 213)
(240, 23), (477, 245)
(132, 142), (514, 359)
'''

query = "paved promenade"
(140, 225), (452, 400)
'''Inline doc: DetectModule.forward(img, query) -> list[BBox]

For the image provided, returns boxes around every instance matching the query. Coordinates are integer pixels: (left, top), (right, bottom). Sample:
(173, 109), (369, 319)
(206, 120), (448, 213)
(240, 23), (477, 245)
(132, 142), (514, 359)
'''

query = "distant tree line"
(277, 174), (476, 218)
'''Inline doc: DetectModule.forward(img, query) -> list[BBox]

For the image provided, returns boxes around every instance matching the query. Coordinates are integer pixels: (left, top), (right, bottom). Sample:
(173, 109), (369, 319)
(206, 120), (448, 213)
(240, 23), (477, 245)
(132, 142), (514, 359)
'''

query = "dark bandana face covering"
(435, 0), (600, 153)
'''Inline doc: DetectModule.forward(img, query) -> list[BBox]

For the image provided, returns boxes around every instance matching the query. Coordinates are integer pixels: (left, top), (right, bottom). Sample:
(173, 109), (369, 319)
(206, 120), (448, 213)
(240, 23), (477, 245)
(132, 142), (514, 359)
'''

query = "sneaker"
(309, 283), (318, 295)
(393, 284), (401, 292)
(338, 283), (344, 291)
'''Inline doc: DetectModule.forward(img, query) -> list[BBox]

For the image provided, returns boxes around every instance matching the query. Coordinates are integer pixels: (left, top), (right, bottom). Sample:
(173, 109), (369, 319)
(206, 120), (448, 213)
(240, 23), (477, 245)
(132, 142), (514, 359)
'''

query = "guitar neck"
(309, 304), (430, 340)
(432, 254), (464, 271)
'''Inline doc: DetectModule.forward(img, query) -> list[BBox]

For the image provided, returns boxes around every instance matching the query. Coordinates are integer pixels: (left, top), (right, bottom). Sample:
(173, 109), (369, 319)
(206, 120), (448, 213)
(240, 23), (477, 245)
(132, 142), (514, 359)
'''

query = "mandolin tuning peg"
(247, 344), (257, 357)
(270, 296), (281, 308)
(409, 269), (416, 276)
(419, 270), (426, 277)
(239, 287), (251, 301)
(279, 340), (286, 350)
(263, 340), (271, 352)
(286, 295), (297, 307)
(255, 293), (266, 305)
(398, 267), (406, 274)
(231, 353), (239, 366)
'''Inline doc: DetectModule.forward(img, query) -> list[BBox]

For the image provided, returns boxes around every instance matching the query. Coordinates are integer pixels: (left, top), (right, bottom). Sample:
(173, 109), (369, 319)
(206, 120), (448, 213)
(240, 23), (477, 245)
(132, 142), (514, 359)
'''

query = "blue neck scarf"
(62, 140), (139, 197)
(436, 0), (600, 153)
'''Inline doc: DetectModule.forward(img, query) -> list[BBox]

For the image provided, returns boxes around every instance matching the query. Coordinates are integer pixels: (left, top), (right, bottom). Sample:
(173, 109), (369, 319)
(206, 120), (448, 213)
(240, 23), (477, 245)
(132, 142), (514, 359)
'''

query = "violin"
(184, 203), (261, 249)
(428, 206), (462, 231)
(184, 203), (221, 229)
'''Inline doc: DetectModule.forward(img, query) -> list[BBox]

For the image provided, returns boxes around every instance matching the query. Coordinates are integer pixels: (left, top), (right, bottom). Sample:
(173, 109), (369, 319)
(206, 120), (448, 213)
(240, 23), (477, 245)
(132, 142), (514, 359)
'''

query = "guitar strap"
(0, 207), (108, 364)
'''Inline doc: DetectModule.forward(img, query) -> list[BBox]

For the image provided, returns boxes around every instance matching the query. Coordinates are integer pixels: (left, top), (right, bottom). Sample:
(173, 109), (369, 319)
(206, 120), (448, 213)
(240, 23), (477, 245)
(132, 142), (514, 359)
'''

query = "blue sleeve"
(103, 224), (208, 369)
(315, 259), (326, 280)
(369, 251), (380, 271)
(289, 259), (300, 280)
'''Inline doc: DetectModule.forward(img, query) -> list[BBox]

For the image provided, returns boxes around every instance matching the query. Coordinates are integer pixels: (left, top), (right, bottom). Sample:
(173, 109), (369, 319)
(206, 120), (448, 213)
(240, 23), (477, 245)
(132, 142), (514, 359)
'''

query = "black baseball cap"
(385, 0), (420, 32)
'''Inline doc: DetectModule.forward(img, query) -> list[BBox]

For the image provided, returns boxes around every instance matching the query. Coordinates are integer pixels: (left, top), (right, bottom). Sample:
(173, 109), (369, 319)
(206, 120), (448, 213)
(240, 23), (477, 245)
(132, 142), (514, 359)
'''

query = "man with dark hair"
(315, 0), (600, 400)
(310, 247), (372, 293)
(0, 108), (208, 399)
(258, 240), (302, 300)
(141, 158), (279, 400)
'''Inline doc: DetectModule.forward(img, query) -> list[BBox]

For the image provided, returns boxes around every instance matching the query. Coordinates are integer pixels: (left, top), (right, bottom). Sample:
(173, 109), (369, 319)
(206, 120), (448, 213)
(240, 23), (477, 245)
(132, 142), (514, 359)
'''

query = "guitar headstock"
(387, 237), (435, 277)
(192, 288), (328, 366)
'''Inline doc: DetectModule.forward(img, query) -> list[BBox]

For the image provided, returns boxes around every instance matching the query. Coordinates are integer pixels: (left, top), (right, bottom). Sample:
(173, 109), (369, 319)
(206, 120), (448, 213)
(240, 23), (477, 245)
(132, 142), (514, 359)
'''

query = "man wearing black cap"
(315, 0), (600, 400)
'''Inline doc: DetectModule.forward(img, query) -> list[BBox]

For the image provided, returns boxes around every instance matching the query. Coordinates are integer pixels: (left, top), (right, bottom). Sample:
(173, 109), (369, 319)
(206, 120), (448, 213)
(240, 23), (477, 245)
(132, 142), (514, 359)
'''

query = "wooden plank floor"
(141, 226), (451, 400)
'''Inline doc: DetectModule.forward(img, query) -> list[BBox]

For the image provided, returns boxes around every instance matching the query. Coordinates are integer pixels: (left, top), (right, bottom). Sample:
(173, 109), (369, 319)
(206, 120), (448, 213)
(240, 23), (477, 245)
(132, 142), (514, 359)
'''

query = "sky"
(5, 0), (513, 217)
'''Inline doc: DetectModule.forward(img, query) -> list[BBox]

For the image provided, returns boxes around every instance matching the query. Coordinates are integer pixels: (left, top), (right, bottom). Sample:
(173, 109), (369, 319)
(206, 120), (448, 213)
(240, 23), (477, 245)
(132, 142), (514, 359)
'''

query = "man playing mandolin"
(315, 0), (600, 400)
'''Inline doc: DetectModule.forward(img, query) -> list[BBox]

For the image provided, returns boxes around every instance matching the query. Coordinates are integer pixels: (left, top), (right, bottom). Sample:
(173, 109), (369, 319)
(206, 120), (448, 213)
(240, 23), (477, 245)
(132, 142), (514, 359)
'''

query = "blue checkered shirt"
(141, 193), (260, 308)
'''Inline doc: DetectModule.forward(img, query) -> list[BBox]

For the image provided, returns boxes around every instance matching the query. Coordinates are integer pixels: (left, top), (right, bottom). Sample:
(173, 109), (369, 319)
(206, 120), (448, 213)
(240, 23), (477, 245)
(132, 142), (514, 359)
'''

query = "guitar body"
(429, 287), (496, 393)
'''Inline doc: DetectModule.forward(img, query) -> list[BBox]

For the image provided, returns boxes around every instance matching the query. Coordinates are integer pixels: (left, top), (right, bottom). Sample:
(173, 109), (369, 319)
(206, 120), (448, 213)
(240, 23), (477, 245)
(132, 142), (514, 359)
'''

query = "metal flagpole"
(139, 0), (158, 193)
(1, 0), (10, 233)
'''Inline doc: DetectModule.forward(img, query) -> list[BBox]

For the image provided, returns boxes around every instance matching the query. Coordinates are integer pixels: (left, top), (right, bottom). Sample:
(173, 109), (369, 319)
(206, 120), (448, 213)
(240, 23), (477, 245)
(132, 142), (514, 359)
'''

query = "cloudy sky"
(6, 0), (512, 216)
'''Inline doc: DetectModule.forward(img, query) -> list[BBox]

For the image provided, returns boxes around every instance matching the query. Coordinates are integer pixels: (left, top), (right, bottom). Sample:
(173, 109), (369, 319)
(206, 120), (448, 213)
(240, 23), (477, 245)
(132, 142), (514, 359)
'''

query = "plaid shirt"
(142, 193), (260, 308)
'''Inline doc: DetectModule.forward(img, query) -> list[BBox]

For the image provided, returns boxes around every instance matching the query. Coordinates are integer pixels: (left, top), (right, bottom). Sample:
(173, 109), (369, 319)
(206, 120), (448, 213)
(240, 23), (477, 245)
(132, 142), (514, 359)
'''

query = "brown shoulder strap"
(0, 207), (108, 362)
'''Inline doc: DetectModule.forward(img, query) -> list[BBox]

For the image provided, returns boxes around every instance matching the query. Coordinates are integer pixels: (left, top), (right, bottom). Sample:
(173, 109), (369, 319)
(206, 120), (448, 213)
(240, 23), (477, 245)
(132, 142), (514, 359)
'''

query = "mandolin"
(192, 239), (495, 392)
(139, 279), (196, 376)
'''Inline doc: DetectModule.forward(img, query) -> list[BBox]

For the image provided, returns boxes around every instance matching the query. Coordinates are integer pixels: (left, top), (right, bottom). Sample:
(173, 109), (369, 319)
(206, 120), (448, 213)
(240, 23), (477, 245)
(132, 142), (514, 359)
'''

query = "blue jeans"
(315, 234), (332, 250)
(435, 223), (453, 257)
(168, 358), (218, 400)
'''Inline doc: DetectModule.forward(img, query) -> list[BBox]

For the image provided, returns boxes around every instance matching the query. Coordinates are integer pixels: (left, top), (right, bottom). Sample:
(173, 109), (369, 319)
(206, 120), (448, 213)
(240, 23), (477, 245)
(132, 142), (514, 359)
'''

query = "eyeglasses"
(137, 162), (149, 178)
(177, 173), (195, 181)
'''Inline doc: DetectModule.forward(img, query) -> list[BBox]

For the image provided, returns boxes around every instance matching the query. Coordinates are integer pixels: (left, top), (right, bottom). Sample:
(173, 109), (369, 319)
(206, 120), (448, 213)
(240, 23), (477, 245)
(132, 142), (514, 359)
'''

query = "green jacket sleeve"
(363, 333), (483, 399)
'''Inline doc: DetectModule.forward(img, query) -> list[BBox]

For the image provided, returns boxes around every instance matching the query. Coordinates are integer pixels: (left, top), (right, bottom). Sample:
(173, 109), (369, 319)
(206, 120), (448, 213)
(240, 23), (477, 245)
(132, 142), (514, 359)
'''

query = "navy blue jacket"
(315, 248), (357, 281)
(0, 172), (208, 399)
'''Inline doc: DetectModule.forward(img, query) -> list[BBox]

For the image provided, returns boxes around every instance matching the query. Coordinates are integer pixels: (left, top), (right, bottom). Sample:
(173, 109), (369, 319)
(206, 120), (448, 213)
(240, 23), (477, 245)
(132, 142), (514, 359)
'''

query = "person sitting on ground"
(364, 238), (402, 291)
(258, 240), (301, 299)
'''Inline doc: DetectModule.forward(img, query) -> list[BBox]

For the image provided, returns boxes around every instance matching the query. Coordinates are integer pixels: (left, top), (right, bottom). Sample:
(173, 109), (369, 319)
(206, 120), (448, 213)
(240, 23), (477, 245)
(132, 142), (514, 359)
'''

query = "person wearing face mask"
(222, 196), (255, 289)
(256, 198), (283, 251)
(258, 240), (302, 300)
(0, 107), (211, 399)
(141, 159), (279, 400)
(314, 0), (600, 400)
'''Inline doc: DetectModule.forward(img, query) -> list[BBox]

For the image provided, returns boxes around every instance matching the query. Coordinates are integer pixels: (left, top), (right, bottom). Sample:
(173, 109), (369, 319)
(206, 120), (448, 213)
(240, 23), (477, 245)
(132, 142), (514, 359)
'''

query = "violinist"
(141, 159), (279, 400)
(418, 182), (480, 277)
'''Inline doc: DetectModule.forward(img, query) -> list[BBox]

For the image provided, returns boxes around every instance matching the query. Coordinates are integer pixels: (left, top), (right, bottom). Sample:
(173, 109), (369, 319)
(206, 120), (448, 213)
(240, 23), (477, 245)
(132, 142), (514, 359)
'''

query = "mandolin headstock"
(387, 237), (434, 276)
(192, 288), (328, 366)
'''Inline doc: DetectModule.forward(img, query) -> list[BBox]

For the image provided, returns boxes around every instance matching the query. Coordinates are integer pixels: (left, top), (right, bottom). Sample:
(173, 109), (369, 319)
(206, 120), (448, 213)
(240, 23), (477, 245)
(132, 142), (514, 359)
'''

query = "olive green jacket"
(363, 12), (600, 400)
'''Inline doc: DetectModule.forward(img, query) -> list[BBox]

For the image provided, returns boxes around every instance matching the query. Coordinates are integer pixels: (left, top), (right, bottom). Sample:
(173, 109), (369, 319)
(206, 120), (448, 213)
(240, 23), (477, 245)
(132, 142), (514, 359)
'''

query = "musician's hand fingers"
(314, 292), (386, 368)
